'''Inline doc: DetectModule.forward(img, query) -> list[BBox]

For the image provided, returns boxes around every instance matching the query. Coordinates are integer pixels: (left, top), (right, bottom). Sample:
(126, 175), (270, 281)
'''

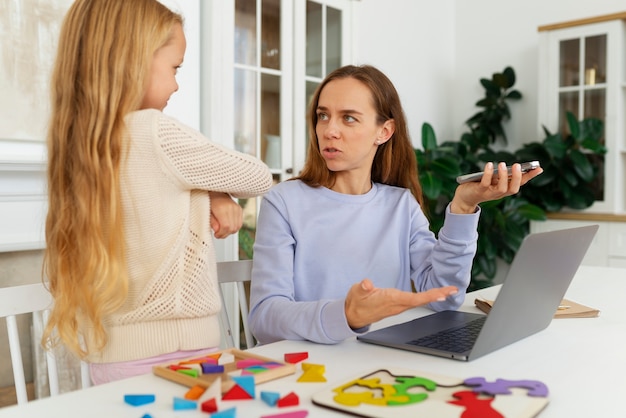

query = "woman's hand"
(450, 162), (544, 214)
(209, 192), (243, 238)
(344, 279), (458, 330)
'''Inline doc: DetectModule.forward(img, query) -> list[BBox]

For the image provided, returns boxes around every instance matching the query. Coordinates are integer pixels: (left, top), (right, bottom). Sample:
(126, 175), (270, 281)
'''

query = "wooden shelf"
(546, 212), (626, 222)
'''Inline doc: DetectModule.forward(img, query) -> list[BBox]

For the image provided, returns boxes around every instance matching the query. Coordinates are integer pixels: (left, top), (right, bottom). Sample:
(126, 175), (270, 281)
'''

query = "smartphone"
(456, 161), (540, 184)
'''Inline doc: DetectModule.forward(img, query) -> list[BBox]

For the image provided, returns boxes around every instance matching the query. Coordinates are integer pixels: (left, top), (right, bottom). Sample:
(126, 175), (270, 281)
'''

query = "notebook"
(357, 224), (599, 361)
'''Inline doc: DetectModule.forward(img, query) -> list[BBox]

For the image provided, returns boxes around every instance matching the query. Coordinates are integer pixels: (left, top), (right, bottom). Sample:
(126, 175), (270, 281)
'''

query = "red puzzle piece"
(201, 398), (218, 413)
(222, 384), (254, 401)
(448, 390), (503, 418)
(277, 391), (299, 407)
(284, 352), (308, 364)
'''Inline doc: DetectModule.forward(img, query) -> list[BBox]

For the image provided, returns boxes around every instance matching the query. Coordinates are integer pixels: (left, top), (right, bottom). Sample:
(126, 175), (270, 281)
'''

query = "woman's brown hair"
(297, 65), (424, 208)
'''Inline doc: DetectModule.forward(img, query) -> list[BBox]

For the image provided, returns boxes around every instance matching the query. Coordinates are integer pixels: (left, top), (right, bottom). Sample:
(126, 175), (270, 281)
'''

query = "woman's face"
(140, 23), (186, 111)
(315, 77), (392, 177)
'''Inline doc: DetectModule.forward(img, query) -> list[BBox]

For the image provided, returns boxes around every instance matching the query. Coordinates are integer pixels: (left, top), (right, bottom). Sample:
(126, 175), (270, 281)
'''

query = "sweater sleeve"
(248, 188), (361, 345)
(153, 112), (273, 197)
(410, 203), (480, 311)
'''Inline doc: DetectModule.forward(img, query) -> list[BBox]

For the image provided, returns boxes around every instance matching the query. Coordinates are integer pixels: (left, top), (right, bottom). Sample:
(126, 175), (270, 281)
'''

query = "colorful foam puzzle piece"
(201, 397), (218, 414)
(222, 384), (254, 401)
(173, 396), (197, 410)
(124, 394), (156, 406)
(277, 391), (299, 407)
(464, 377), (549, 397)
(448, 390), (503, 418)
(232, 375), (255, 398)
(185, 384), (206, 400)
(261, 391), (281, 407)
(212, 407), (237, 418)
(261, 410), (309, 418)
(284, 352), (308, 364)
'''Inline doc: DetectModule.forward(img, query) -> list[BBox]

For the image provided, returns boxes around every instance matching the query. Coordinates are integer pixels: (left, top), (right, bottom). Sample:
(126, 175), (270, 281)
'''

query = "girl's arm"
(156, 113), (273, 197)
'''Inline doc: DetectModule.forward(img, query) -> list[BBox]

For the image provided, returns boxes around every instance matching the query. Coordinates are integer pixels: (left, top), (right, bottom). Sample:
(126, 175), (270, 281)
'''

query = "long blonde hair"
(297, 65), (424, 208)
(43, 0), (183, 358)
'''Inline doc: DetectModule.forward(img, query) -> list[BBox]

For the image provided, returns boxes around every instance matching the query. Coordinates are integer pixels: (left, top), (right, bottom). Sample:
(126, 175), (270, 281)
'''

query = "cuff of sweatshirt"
(440, 204), (481, 240)
(321, 299), (370, 342)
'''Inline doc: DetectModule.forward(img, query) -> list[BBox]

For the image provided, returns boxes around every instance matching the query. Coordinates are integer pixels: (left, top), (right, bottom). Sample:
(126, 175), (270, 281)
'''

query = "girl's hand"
(209, 192), (243, 238)
(450, 162), (543, 214)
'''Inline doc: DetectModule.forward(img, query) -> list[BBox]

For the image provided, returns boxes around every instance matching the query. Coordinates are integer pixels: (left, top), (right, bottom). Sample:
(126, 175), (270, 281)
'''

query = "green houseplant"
(415, 67), (606, 290)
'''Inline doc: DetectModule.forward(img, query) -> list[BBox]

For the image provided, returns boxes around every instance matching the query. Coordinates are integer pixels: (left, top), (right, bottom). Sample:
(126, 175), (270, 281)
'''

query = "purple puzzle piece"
(464, 377), (549, 397)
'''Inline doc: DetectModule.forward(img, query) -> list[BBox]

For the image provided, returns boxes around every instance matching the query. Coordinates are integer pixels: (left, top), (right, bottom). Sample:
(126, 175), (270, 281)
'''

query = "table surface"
(1, 265), (624, 417)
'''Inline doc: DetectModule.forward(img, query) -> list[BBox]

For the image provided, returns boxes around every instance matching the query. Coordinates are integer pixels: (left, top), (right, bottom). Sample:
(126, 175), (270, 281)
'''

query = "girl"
(43, 0), (272, 384)
(249, 65), (542, 344)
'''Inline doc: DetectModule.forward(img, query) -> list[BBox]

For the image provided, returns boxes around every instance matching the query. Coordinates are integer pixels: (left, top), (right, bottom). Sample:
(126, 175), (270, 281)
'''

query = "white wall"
(3, 0), (626, 251)
(356, 0), (626, 152)
(354, 0), (457, 147)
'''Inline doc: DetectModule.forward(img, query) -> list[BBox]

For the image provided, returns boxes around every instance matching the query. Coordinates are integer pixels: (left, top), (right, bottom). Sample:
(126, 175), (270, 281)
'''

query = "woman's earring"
(375, 140), (381, 145)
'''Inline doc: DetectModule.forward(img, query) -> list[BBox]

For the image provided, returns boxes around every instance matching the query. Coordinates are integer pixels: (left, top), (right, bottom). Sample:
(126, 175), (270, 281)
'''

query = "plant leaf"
(421, 123), (437, 151)
(569, 150), (594, 181)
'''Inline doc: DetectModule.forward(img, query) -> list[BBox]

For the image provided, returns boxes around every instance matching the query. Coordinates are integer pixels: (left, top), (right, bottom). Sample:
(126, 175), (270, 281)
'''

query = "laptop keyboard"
(406, 316), (487, 353)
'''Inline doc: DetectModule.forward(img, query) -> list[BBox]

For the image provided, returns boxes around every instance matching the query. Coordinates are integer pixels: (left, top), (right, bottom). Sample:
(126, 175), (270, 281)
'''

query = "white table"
(0, 265), (623, 417)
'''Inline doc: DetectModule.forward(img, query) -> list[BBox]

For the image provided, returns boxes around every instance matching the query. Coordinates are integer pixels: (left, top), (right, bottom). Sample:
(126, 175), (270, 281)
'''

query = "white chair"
(217, 260), (255, 349)
(0, 283), (90, 405)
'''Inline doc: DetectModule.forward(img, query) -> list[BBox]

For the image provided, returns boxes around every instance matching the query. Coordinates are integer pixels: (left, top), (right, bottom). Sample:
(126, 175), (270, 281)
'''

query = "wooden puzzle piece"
(200, 398), (218, 413)
(277, 391), (299, 407)
(232, 375), (255, 398)
(261, 391), (281, 406)
(184, 384), (206, 400)
(212, 407), (237, 418)
(464, 377), (549, 397)
(387, 376), (438, 406)
(298, 363), (327, 382)
(332, 378), (396, 406)
(448, 390), (503, 418)
(124, 394), (155, 406)
(173, 397), (197, 410)
(284, 352), (309, 363)
(222, 383), (254, 401)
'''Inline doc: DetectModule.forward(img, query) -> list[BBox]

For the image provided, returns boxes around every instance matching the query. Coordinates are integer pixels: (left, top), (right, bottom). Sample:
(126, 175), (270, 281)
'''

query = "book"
(474, 298), (600, 318)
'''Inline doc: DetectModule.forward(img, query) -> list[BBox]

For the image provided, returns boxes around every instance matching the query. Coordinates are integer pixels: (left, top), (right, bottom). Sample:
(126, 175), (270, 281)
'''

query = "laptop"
(357, 224), (599, 361)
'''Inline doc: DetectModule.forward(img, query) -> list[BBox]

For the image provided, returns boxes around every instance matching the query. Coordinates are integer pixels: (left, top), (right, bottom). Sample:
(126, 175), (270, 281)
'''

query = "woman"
(248, 64), (541, 345)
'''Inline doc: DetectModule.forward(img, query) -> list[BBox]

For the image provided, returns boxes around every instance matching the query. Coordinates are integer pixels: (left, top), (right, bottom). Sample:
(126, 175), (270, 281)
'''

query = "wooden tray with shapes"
(153, 348), (296, 393)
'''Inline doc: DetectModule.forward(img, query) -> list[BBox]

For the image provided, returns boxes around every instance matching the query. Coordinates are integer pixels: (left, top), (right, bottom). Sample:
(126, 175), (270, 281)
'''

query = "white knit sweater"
(84, 109), (272, 363)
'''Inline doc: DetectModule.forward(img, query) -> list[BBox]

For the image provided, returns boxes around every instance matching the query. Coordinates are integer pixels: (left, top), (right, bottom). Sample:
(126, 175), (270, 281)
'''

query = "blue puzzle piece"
(173, 396), (197, 410)
(211, 406), (237, 418)
(261, 391), (281, 406)
(464, 377), (549, 397)
(232, 375), (255, 398)
(124, 394), (155, 406)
